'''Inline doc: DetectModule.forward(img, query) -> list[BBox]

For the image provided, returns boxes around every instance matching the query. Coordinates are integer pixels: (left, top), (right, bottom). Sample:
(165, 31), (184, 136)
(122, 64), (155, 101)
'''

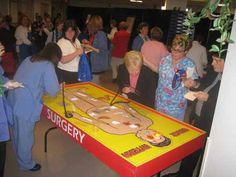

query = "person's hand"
(129, 87), (135, 93)
(122, 87), (132, 94)
(82, 39), (90, 44)
(82, 44), (99, 53)
(183, 78), (196, 88)
(82, 44), (92, 49)
(0, 43), (5, 56)
(4, 80), (24, 89)
(121, 93), (128, 99)
(76, 48), (84, 56)
(194, 91), (209, 101)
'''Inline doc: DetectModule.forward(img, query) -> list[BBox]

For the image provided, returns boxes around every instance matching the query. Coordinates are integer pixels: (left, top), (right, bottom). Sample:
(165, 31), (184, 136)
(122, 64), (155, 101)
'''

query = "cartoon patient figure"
(137, 129), (171, 147)
(63, 87), (171, 147)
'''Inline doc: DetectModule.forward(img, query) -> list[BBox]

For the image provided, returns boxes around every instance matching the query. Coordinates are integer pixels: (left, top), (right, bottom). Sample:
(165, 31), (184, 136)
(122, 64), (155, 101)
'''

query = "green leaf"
(210, 45), (220, 52)
(190, 17), (201, 24)
(183, 21), (190, 26)
(213, 18), (221, 28)
(220, 49), (227, 55)
(210, 0), (221, 13)
(216, 38), (222, 43)
(227, 39), (234, 43)
(200, 7), (208, 17)
(187, 9), (193, 18)
(209, 48), (219, 52)
(210, 27), (221, 31)
(200, 0), (211, 17)
(221, 31), (228, 42)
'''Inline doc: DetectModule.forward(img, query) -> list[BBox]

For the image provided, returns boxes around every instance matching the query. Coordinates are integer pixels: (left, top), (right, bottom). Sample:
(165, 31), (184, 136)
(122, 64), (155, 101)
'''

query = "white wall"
(200, 10), (236, 177)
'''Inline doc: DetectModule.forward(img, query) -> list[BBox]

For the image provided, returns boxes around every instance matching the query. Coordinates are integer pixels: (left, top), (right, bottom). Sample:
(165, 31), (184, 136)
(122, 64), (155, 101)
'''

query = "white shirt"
(187, 41), (208, 78)
(15, 25), (31, 45)
(57, 38), (81, 72)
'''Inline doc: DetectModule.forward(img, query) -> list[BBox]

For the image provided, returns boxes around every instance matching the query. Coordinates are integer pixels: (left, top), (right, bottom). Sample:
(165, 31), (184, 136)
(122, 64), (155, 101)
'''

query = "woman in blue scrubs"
(7, 43), (62, 171)
(0, 43), (11, 177)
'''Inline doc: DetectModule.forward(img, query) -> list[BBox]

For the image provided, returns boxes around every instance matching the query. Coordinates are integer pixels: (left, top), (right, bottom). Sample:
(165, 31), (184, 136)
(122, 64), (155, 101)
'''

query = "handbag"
(78, 53), (92, 82)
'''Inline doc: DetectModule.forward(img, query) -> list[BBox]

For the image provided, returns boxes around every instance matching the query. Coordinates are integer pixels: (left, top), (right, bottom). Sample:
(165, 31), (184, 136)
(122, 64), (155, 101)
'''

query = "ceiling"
(68, 0), (235, 12)
(69, 0), (165, 8)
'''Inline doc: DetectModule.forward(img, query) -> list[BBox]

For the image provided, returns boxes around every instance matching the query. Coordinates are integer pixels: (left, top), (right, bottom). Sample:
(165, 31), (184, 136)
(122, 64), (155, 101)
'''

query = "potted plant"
(208, 0), (234, 59)
(183, 0), (234, 59)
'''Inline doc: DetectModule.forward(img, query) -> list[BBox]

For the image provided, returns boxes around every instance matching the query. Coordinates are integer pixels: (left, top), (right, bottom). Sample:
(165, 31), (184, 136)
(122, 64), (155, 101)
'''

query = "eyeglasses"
(172, 69), (186, 90)
(171, 48), (185, 53)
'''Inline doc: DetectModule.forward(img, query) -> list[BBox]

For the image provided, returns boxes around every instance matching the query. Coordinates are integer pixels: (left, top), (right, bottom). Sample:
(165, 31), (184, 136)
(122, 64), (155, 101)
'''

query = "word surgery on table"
(46, 108), (86, 144)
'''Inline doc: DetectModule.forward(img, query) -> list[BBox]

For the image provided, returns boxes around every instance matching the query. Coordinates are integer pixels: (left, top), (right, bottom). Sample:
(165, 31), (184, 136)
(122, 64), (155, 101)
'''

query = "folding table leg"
(44, 126), (58, 152)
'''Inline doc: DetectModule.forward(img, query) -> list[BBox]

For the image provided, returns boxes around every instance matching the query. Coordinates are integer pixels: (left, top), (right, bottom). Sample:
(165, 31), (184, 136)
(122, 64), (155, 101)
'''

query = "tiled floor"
(4, 70), (182, 177)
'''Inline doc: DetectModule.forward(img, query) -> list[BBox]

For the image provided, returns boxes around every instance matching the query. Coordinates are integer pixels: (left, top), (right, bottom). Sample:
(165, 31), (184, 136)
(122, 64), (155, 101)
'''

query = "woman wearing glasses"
(155, 34), (198, 121)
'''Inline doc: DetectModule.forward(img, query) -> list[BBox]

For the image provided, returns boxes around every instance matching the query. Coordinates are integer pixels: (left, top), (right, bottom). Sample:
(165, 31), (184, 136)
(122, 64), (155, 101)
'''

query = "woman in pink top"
(141, 26), (169, 73)
(117, 51), (157, 108)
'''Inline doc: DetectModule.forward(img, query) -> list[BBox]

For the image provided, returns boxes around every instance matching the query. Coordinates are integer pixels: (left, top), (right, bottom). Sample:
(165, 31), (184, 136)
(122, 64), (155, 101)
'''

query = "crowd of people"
(0, 12), (225, 177)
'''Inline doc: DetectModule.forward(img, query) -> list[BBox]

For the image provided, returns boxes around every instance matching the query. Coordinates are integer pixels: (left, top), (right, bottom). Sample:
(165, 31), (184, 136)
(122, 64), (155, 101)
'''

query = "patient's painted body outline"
(62, 87), (171, 146)
(64, 88), (152, 134)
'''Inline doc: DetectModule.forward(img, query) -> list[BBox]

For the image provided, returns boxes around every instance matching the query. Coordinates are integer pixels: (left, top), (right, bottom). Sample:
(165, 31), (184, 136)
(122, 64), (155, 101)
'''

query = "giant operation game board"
(42, 82), (206, 177)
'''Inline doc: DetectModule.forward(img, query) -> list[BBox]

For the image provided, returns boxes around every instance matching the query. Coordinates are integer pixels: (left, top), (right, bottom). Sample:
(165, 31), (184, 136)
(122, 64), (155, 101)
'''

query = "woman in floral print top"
(155, 34), (198, 121)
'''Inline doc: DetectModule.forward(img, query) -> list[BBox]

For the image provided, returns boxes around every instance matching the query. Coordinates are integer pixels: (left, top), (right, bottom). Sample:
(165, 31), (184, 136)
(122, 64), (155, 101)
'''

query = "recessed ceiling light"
(161, 6), (166, 10)
(130, 0), (143, 3)
(161, 0), (167, 10)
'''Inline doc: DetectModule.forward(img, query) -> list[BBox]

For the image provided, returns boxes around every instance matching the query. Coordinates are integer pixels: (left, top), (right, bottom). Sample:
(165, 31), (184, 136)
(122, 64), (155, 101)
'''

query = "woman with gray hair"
(141, 26), (169, 73)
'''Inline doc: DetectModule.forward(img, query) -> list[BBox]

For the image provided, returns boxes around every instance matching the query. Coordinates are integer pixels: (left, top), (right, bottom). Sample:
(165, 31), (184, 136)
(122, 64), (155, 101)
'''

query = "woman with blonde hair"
(117, 51), (157, 108)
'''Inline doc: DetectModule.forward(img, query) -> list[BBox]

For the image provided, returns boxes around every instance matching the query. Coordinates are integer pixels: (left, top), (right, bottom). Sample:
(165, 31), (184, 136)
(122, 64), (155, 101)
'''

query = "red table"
(41, 83), (205, 177)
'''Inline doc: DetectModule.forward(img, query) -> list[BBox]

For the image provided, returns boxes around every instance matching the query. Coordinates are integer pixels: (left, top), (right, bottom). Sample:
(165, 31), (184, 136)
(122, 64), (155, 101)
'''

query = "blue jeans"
(19, 44), (31, 63)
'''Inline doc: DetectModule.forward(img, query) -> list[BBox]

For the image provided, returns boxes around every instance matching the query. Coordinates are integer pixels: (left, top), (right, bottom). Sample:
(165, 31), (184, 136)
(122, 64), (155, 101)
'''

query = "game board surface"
(42, 83), (205, 177)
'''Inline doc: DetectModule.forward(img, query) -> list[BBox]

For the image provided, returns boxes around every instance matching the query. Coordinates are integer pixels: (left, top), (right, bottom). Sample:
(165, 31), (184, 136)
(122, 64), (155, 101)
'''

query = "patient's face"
(127, 65), (141, 77)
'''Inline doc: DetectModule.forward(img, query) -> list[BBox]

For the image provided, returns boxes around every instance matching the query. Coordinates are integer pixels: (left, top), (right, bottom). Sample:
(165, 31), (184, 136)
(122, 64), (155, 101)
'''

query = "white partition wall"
(200, 10), (236, 177)
(166, 0), (187, 11)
